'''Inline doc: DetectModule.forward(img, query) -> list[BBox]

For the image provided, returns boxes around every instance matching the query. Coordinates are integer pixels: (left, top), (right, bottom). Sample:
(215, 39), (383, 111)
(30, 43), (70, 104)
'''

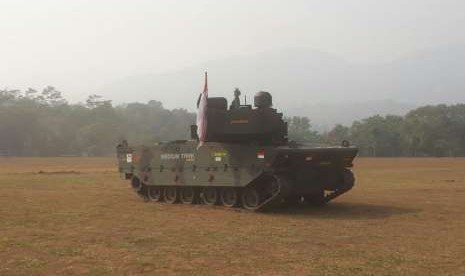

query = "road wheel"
(180, 187), (197, 204)
(164, 186), (178, 204)
(241, 187), (261, 210)
(201, 187), (218, 205)
(147, 186), (163, 202)
(220, 188), (239, 208)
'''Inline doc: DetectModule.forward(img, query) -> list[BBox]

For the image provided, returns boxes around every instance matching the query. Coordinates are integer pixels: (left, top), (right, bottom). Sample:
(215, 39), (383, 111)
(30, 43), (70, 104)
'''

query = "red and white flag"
(196, 72), (208, 145)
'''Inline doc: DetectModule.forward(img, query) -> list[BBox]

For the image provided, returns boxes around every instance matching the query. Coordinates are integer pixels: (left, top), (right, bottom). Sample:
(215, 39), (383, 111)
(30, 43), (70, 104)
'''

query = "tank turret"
(203, 92), (287, 144)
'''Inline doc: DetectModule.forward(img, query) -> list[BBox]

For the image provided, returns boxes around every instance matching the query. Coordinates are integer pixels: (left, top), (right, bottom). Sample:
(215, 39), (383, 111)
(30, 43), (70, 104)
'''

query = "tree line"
(287, 105), (465, 157)
(0, 87), (194, 156)
(1, 87), (464, 157)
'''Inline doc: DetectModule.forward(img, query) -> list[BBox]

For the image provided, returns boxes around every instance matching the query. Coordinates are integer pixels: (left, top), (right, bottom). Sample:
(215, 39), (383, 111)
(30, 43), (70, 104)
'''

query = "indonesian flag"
(196, 72), (208, 144)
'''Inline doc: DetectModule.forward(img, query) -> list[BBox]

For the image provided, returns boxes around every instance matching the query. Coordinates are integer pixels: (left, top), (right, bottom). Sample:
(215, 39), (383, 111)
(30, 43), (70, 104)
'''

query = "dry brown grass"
(0, 157), (464, 275)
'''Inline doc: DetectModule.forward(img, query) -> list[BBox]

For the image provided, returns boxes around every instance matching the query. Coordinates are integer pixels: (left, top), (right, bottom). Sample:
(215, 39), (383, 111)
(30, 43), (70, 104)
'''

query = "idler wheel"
(147, 186), (163, 202)
(220, 188), (239, 208)
(180, 187), (196, 204)
(164, 186), (179, 204)
(201, 187), (218, 205)
(241, 187), (261, 210)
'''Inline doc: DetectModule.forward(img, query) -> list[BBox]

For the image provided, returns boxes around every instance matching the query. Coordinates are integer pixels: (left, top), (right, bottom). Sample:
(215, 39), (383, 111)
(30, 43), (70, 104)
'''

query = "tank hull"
(117, 140), (358, 211)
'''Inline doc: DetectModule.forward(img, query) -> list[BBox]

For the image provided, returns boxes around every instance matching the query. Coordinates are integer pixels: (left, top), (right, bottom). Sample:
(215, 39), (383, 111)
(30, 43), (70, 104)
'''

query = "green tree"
(349, 115), (403, 157)
(325, 124), (350, 145)
(286, 116), (320, 143)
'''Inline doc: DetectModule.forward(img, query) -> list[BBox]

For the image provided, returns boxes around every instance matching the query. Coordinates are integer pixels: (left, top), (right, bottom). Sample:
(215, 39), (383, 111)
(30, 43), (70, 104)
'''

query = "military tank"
(116, 91), (358, 211)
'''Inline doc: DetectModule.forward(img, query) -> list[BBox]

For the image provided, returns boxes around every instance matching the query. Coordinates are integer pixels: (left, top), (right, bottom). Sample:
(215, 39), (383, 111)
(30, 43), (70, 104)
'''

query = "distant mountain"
(99, 45), (465, 127)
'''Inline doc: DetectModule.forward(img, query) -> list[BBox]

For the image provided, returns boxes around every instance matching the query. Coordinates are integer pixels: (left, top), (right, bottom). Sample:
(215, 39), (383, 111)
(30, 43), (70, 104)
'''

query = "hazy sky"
(1, 0), (464, 102)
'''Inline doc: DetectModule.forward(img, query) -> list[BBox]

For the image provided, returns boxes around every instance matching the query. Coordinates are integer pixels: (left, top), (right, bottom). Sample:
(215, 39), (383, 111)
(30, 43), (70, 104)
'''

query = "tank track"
(128, 169), (354, 212)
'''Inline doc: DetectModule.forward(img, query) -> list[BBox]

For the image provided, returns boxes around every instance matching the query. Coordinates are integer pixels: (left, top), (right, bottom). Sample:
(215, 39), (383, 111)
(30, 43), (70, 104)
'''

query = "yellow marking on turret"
(230, 119), (249, 124)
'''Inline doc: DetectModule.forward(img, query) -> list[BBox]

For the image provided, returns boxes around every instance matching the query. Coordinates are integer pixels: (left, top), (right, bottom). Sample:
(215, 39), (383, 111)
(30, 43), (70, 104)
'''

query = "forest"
(1, 87), (464, 157)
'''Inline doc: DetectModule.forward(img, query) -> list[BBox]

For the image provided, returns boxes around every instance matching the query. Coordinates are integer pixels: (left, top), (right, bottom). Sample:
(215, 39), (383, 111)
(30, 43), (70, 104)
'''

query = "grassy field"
(0, 157), (464, 275)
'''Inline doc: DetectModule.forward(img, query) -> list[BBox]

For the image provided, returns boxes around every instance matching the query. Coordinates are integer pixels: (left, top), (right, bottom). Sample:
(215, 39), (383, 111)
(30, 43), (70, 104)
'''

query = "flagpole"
(204, 71), (208, 93)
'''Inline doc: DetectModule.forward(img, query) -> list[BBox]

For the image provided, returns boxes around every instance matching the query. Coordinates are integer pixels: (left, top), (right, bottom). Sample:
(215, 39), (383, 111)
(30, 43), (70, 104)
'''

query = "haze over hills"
(100, 44), (465, 128)
(291, 100), (416, 131)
